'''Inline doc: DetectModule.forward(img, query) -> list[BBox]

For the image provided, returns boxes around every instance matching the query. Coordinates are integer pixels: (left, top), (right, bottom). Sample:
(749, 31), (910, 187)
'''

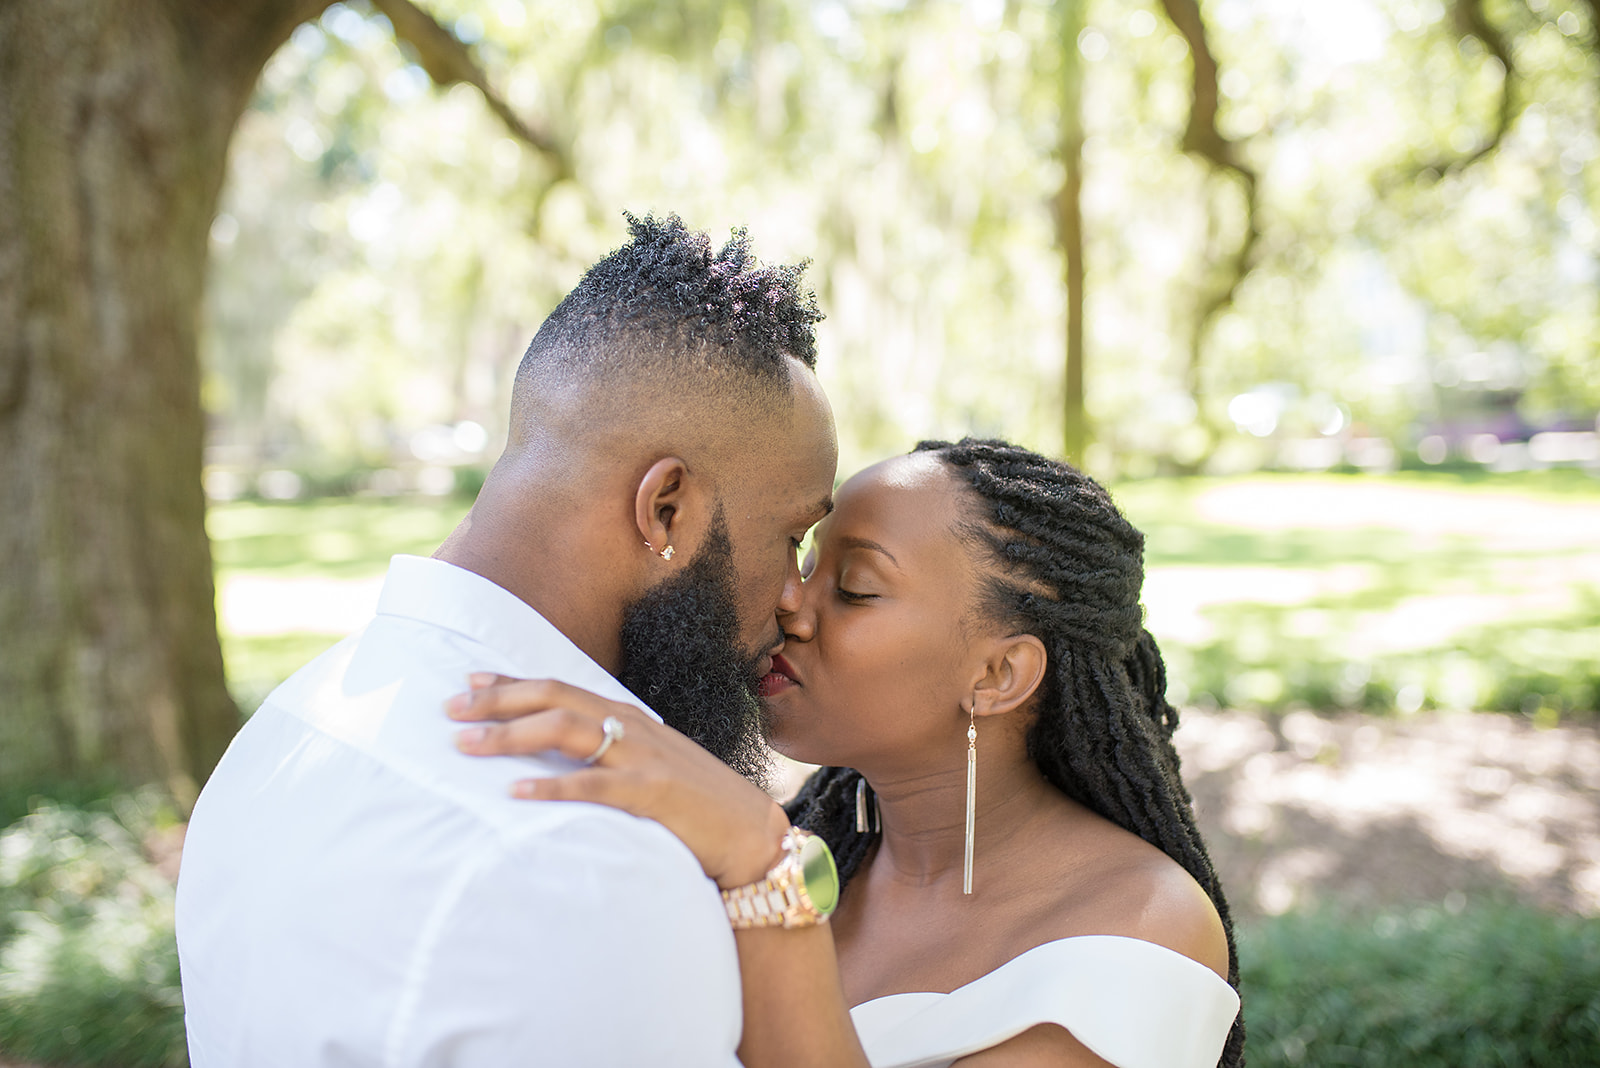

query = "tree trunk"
(0, 0), (324, 807)
(1054, 0), (1087, 467)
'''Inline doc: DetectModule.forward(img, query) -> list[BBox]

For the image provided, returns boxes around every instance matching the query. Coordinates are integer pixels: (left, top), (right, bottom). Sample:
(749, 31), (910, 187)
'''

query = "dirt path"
(1177, 708), (1600, 919)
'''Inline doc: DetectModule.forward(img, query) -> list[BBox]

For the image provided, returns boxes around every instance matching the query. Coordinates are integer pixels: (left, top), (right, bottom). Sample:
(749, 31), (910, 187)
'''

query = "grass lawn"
(209, 495), (468, 708)
(1114, 470), (1600, 718)
(211, 469), (1600, 718)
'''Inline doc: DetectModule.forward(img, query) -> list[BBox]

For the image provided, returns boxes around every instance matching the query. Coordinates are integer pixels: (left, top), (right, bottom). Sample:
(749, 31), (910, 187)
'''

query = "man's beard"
(616, 516), (772, 786)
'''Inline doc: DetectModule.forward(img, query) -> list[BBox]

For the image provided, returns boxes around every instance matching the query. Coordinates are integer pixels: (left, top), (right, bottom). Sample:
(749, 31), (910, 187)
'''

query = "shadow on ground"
(1177, 709), (1600, 920)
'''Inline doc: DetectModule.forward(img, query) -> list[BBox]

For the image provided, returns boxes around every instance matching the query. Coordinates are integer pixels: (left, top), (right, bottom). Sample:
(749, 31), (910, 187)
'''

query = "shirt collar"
(374, 554), (661, 723)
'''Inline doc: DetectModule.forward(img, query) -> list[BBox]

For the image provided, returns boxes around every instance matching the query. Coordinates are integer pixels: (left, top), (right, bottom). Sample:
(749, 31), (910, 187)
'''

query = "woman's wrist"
(715, 801), (794, 890)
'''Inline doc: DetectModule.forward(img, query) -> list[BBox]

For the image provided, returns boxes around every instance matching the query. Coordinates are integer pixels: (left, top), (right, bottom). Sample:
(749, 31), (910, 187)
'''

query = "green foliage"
(200, 0), (1600, 481)
(1240, 905), (1600, 1067)
(0, 779), (125, 842)
(208, 495), (466, 579)
(0, 795), (186, 1067)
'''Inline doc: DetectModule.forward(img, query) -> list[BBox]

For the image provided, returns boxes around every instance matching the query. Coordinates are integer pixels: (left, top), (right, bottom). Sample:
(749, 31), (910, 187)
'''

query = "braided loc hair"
(786, 437), (1244, 1068)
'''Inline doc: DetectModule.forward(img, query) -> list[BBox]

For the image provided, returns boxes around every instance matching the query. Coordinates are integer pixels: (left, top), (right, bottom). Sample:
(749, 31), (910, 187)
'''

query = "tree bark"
(1054, 0), (1087, 467)
(0, 0), (324, 807)
(0, 0), (574, 808)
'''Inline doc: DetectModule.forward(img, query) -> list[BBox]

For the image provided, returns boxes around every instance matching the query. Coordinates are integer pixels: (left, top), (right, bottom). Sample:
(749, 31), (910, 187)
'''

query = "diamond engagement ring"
(582, 715), (625, 765)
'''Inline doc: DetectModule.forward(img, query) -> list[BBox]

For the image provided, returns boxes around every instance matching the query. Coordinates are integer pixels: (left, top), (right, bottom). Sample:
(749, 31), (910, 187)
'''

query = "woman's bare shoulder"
(1038, 815), (1231, 980)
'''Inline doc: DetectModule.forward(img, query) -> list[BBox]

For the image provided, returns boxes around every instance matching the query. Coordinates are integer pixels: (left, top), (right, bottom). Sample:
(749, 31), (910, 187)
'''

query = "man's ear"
(972, 634), (1048, 718)
(633, 457), (705, 561)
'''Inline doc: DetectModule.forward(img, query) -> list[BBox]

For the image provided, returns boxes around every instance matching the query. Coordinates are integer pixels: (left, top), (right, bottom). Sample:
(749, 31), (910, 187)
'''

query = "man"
(176, 214), (838, 1065)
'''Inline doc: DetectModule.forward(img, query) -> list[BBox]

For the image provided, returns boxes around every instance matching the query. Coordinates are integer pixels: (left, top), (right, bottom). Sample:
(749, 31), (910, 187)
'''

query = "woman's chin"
(761, 726), (836, 771)
(758, 706), (808, 759)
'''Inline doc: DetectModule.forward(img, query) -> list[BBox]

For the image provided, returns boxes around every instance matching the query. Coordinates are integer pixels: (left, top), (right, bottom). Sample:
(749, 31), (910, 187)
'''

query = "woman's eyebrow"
(837, 535), (901, 569)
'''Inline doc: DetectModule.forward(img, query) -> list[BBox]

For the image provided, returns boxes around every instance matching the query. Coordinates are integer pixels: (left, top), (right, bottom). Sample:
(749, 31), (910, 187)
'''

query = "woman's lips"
(756, 654), (801, 698)
(756, 672), (794, 698)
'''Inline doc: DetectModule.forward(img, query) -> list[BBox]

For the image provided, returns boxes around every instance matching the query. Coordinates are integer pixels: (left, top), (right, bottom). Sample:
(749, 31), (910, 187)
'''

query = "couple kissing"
(177, 214), (1243, 1068)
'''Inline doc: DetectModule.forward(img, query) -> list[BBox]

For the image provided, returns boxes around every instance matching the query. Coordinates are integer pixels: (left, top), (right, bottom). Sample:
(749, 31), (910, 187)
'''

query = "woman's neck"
(864, 740), (1062, 886)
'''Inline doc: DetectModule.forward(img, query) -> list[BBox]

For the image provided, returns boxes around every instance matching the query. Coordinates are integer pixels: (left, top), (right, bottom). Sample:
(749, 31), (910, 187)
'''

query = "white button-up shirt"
(177, 555), (742, 1067)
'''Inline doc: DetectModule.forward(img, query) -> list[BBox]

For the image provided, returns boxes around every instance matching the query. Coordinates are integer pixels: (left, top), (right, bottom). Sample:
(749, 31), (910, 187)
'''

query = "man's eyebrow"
(809, 497), (835, 522)
(838, 535), (900, 569)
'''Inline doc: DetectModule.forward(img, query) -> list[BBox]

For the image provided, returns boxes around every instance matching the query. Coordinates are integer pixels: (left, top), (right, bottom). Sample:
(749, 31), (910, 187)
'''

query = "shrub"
(1240, 905), (1600, 1067)
(0, 794), (186, 1068)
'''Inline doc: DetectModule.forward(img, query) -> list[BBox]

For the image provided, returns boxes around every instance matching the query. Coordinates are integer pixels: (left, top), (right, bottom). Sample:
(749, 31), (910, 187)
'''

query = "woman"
(450, 438), (1244, 1068)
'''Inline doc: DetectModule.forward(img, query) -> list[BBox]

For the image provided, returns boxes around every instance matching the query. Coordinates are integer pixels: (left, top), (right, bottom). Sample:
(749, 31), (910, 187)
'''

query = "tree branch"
(1156, 0), (1261, 402)
(368, 0), (568, 175)
(1411, 0), (1521, 181)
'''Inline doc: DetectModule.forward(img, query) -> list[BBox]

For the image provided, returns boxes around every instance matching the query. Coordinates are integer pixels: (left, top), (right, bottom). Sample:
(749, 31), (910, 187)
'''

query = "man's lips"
(756, 653), (800, 698)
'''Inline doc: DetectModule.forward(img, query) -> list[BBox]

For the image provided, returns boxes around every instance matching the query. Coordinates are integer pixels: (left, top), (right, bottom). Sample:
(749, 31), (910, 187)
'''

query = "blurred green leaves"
(0, 795), (186, 1068)
(199, 0), (1600, 484)
(1241, 904), (1600, 1067)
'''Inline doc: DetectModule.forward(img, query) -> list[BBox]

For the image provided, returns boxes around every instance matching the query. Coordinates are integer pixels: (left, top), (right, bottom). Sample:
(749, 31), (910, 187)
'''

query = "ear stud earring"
(644, 540), (675, 560)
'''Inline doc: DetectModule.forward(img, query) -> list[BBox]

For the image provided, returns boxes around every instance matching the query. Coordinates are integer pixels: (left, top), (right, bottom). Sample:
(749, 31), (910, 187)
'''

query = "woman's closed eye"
(837, 587), (878, 603)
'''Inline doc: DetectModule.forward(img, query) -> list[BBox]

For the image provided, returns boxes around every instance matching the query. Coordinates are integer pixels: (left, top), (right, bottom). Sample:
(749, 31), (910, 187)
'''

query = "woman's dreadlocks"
(786, 437), (1245, 1068)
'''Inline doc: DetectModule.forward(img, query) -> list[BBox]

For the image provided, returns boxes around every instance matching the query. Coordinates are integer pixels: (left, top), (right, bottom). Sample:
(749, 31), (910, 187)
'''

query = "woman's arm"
(448, 677), (870, 1068)
(734, 924), (869, 1068)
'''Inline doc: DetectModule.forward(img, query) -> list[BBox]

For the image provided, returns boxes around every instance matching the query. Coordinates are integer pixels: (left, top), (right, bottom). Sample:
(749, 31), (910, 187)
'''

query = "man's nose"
(775, 550), (805, 616)
(775, 567), (816, 643)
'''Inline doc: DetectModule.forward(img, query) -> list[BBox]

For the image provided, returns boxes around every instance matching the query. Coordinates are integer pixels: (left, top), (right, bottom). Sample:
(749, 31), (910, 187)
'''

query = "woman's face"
(758, 451), (989, 772)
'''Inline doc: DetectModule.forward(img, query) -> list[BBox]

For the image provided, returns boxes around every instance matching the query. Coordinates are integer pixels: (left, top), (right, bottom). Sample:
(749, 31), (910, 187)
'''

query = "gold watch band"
(722, 873), (817, 928)
(720, 828), (835, 929)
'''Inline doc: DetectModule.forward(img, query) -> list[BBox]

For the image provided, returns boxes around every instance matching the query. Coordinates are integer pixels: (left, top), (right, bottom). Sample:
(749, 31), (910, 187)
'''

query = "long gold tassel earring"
(964, 704), (977, 895)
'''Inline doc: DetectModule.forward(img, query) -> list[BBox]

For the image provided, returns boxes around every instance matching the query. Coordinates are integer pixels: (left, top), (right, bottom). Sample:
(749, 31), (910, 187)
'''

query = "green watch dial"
(798, 832), (840, 916)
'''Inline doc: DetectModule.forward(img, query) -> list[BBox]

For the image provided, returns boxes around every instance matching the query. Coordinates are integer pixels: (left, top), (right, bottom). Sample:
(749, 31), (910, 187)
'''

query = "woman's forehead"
(826, 453), (962, 544)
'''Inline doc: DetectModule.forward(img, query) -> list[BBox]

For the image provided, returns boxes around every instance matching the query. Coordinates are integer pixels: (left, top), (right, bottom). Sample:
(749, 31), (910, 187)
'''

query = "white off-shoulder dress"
(848, 935), (1239, 1068)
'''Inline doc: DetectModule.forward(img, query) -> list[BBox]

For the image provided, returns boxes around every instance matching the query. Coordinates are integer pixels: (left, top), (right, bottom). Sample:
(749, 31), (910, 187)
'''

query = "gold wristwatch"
(721, 827), (840, 929)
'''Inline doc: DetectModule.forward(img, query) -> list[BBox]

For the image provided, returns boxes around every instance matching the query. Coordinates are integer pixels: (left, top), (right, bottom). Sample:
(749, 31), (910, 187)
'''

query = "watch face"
(798, 833), (840, 916)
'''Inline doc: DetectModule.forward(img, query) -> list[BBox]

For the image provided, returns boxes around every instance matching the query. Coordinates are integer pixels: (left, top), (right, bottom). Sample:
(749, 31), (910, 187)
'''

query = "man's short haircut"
(513, 214), (822, 421)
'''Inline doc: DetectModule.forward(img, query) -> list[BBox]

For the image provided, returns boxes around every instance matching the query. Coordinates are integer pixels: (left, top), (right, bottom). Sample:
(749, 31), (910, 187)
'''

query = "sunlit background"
(204, 0), (1600, 486)
(3, 0), (1599, 1064)
(205, 0), (1600, 918)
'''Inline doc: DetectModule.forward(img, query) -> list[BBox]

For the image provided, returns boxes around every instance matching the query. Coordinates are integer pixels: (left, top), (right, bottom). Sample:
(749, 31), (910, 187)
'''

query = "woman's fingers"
(466, 672), (516, 690)
(511, 768), (637, 805)
(446, 677), (632, 724)
(455, 704), (623, 763)
(451, 677), (794, 889)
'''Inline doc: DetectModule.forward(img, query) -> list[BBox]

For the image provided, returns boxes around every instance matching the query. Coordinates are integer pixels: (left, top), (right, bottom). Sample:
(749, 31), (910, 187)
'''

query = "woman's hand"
(447, 676), (791, 890)
(453, 678), (872, 1068)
